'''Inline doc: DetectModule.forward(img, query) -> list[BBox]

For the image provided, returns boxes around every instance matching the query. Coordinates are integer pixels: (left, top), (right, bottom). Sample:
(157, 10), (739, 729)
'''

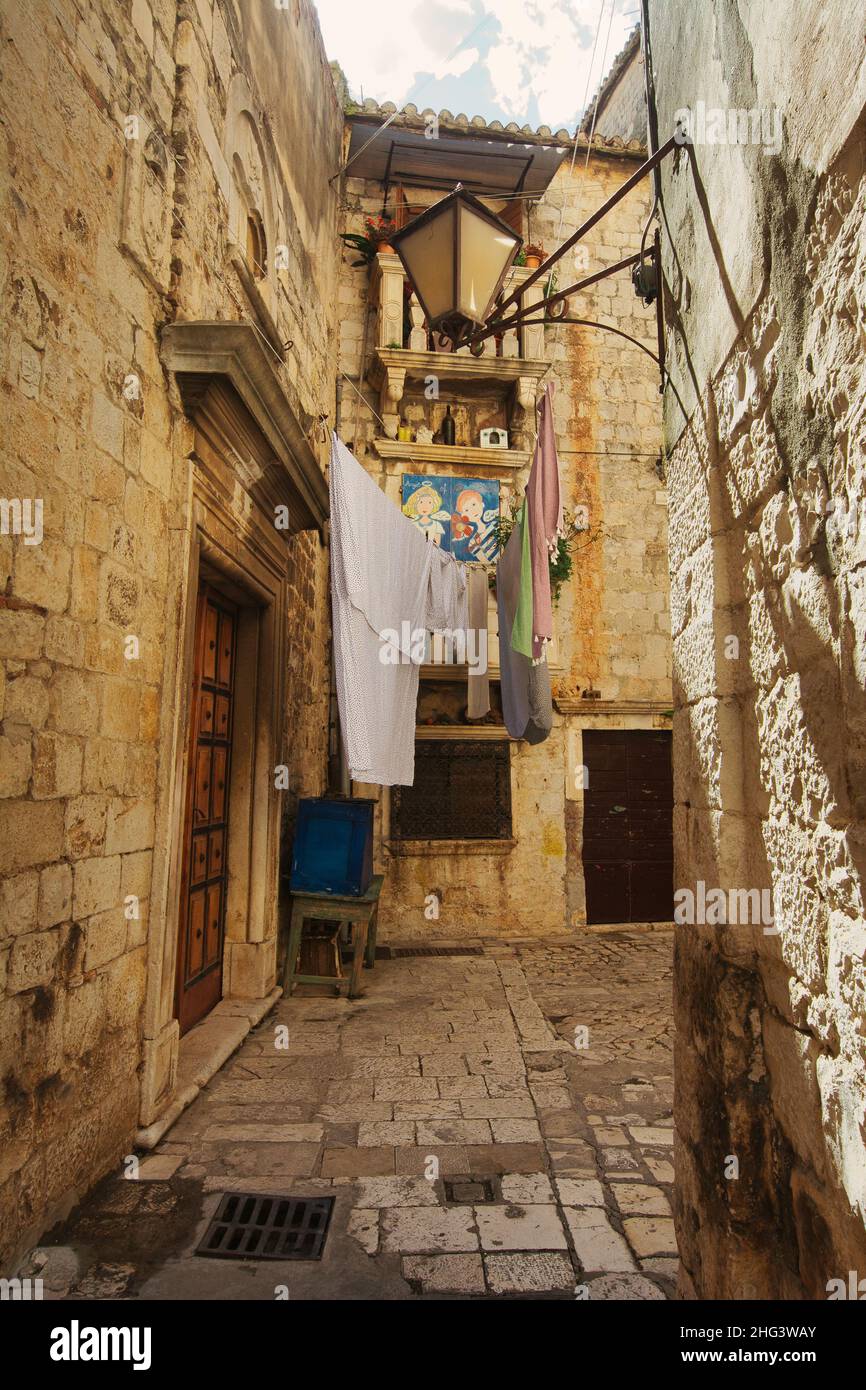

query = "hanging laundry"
(496, 521), (552, 744)
(329, 434), (467, 787)
(525, 381), (563, 661)
(510, 496), (534, 661)
(466, 564), (490, 719)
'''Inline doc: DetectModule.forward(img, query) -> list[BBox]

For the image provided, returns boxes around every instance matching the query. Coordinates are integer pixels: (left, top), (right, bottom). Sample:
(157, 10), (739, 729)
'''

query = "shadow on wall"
(665, 133), (866, 1300)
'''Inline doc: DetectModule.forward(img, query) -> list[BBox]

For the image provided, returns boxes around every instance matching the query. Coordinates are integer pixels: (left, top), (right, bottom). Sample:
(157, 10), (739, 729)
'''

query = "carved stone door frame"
(141, 324), (327, 1134)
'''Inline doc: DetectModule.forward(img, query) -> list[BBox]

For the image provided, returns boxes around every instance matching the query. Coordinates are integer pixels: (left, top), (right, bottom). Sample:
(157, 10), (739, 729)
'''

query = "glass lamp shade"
(392, 187), (521, 337)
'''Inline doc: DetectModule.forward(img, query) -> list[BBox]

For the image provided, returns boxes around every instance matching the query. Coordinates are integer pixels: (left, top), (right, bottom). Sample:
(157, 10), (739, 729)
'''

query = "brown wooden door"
(176, 583), (237, 1034)
(581, 730), (673, 925)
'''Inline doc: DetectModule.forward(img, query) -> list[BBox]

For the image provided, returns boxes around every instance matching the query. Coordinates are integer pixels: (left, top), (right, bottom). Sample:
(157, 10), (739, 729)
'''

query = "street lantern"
(391, 185), (521, 348)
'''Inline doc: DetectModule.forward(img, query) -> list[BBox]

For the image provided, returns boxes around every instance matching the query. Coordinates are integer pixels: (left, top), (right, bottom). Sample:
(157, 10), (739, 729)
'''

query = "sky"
(313, 0), (640, 134)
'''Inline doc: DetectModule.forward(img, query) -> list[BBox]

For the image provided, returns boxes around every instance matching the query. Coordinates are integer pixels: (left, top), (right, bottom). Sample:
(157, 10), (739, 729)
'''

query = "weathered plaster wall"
(0, 0), (338, 1271)
(336, 137), (671, 936)
(648, 0), (866, 1297)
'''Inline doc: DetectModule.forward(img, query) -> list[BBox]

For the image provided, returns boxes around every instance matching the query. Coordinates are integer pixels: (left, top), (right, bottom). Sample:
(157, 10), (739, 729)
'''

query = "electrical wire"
(334, 8), (498, 180)
(554, 0), (608, 245)
(581, 0), (618, 180)
(44, 1), (660, 469)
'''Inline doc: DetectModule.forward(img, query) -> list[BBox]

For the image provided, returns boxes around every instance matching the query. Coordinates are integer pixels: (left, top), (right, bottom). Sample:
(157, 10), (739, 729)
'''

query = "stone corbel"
(511, 375), (539, 449)
(380, 365), (406, 439)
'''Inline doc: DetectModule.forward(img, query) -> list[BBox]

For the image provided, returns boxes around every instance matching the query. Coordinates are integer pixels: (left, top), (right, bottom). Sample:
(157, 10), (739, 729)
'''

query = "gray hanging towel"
(526, 657), (553, 744)
(467, 565), (490, 719)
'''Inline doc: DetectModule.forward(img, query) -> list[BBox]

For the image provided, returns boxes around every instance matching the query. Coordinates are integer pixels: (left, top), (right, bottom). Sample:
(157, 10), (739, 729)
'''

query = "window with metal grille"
(391, 739), (512, 840)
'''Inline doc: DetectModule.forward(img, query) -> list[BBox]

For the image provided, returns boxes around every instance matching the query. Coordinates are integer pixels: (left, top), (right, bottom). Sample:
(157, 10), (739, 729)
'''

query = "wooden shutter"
(497, 199), (525, 240)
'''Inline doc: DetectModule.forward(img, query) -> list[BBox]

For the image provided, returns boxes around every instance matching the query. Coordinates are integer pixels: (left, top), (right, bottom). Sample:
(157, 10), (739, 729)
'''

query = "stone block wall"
(337, 140), (670, 936)
(0, 0), (339, 1271)
(648, 0), (866, 1296)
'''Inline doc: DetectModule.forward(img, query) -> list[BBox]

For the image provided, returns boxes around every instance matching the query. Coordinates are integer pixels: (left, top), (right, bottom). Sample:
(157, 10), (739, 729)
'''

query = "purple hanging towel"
(526, 381), (563, 661)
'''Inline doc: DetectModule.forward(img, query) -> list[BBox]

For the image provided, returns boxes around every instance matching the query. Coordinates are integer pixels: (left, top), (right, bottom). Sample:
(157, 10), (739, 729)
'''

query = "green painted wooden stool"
(282, 874), (383, 1000)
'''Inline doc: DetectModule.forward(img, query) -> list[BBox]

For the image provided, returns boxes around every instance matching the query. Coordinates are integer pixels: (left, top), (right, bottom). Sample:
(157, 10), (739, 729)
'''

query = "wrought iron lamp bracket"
(447, 133), (679, 391)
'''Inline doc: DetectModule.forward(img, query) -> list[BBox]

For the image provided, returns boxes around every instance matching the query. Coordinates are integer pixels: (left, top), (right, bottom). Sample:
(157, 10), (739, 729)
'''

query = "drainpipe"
(328, 375), (350, 795)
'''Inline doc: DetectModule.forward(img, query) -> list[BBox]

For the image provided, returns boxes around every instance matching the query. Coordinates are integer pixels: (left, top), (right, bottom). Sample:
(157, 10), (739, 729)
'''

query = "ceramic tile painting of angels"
(401, 479), (451, 546)
(401, 475), (500, 561)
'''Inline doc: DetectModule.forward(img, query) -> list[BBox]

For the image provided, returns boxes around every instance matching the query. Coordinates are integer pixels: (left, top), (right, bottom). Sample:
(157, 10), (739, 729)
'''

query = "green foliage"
(339, 214), (397, 267)
(339, 232), (377, 267)
(490, 500), (578, 604)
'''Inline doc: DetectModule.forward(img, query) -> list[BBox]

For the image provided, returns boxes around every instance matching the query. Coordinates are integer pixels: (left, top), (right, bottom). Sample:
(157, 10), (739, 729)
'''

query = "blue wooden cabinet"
(289, 797), (374, 897)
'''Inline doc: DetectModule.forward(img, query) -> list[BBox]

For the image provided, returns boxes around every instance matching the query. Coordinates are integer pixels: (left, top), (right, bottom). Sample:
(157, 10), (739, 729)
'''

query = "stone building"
(0, 0), (339, 1270)
(646, 0), (866, 1296)
(0, 3), (675, 1272)
(337, 96), (672, 939)
(3, 0), (862, 1300)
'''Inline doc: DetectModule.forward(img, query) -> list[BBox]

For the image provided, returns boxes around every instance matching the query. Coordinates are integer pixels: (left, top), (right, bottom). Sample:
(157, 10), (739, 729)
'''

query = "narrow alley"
(31, 930), (675, 1301)
(2, 0), (864, 1352)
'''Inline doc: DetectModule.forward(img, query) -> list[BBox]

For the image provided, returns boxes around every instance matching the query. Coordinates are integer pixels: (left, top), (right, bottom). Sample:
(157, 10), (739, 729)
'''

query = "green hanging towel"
(510, 499), (534, 659)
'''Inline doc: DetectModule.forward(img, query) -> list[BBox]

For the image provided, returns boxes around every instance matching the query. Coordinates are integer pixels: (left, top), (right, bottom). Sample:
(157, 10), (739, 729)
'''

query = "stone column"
(371, 251), (406, 349)
(520, 277), (546, 360)
(408, 292), (427, 351)
(379, 366), (406, 439)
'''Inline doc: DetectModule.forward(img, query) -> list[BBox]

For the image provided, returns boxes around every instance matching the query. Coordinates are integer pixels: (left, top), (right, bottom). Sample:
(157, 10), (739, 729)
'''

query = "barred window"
(391, 739), (512, 841)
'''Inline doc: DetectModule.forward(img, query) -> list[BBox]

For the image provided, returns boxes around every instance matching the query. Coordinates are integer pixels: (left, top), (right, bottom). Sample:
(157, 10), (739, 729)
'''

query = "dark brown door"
(581, 730), (673, 925)
(176, 583), (237, 1034)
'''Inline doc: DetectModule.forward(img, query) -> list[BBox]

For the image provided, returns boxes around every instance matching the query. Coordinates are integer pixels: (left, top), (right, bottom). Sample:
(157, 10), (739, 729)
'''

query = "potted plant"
(523, 243), (545, 269)
(340, 213), (398, 265)
(490, 501), (587, 603)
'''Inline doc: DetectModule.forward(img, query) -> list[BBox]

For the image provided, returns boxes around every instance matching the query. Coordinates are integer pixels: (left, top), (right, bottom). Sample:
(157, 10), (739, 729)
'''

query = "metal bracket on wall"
(460, 134), (678, 395)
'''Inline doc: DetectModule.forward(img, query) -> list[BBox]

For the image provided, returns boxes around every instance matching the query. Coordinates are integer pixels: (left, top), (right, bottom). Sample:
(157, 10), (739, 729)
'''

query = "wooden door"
(581, 730), (673, 925)
(176, 583), (237, 1034)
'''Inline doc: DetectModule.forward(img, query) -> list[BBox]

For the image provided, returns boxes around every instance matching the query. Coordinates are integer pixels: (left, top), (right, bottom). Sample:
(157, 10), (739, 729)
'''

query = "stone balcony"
(369, 252), (552, 444)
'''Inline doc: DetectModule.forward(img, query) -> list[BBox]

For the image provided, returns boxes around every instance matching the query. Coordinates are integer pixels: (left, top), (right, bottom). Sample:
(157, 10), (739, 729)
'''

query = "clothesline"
(329, 382), (562, 788)
(249, 315), (655, 468)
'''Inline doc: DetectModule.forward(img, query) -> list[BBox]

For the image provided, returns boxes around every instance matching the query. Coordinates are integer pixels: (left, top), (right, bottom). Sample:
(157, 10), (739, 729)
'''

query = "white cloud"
(314, 0), (639, 130)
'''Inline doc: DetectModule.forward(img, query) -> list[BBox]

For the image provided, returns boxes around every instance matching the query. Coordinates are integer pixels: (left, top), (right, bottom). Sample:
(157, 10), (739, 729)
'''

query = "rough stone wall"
(337, 147), (670, 936)
(648, 0), (866, 1296)
(0, 0), (338, 1271)
(591, 46), (647, 146)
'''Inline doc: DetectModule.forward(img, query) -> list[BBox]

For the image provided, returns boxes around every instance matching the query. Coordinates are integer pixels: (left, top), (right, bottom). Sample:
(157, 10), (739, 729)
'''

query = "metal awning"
(345, 118), (568, 199)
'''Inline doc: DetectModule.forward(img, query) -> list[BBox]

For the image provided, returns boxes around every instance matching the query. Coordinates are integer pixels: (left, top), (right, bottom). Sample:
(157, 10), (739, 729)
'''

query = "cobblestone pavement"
(41, 931), (676, 1300)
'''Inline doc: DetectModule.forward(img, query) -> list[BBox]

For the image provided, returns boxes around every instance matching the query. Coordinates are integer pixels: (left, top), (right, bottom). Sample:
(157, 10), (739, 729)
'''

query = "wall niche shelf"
(373, 438), (530, 472)
(370, 347), (550, 444)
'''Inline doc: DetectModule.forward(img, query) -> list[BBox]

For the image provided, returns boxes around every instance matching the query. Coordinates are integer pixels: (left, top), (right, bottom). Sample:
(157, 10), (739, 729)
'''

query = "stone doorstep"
(583, 922), (674, 935)
(135, 989), (281, 1150)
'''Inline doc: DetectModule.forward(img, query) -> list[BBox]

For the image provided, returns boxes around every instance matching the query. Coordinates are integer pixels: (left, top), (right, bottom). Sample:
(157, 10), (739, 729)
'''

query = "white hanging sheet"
(329, 434), (468, 786)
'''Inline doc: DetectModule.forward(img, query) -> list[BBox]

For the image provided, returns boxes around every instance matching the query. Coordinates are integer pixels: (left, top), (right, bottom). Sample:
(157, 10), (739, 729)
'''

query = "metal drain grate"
(444, 1177), (497, 1203)
(196, 1193), (334, 1261)
(390, 947), (484, 958)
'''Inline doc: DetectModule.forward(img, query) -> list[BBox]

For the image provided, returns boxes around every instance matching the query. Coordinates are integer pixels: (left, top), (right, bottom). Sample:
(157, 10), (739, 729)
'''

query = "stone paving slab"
(485, 1251), (574, 1294)
(475, 1203), (568, 1251)
(381, 1206), (478, 1253)
(42, 932), (677, 1301)
(402, 1253), (486, 1294)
